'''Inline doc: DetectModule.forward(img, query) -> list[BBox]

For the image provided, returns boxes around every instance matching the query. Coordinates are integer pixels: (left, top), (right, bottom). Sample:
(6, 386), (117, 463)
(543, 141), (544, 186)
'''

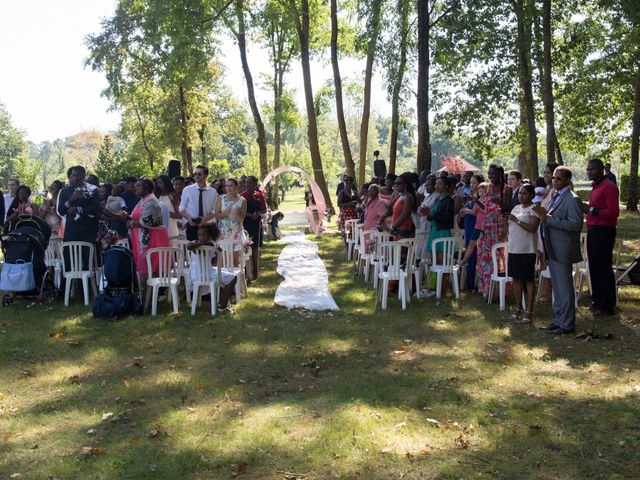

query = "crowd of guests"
(1, 165), (272, 309)
(337, 160), (620, 335)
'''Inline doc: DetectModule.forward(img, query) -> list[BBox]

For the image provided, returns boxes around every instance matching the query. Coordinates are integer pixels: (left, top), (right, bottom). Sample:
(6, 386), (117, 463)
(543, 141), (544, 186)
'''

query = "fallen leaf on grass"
(455, 433), (470, 449)
(122, 378), (130, 388)
(3, 432), (13, 441)
(181, 393), (190, 403)
(68, 375), (80, 384)
(146, 428), (161, 438)
(229, 462), (247, 477)
(48, 332), (64, 340)
(130, 436), (139, 445)
(79, 446), (102, 456)
(196, 383), (205, 393)
(426, 418), (441, 426)
(101, 412), (114, 421)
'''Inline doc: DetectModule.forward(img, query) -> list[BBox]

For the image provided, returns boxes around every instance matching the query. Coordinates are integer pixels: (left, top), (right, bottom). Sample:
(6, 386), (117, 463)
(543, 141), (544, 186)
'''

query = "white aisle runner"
(274, 231), (339, 310)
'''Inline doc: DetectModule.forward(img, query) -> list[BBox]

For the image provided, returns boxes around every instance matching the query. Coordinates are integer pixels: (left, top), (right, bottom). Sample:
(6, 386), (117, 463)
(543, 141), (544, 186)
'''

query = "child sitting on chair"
(188, 223), (238, 310)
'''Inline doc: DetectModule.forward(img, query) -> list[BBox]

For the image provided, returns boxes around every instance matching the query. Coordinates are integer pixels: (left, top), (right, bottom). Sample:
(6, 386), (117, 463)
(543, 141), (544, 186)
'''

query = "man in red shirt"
(585, 159), (619, 316)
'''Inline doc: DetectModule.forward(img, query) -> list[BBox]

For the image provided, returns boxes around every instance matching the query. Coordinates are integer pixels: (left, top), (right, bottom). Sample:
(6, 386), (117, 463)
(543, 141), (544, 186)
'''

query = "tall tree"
(225, 0), (269, 179)
(330, 0), (355, 179)
(288, 0), (333, 211)
(416, 0), (431, 173)
(357, 0), (383, 185)
(540, 0), (562, 164)
(386, 0), (412, 174)
(260, 0), (298, 206)
(514, 0), (538, 179)
(416, 0), (458, 173)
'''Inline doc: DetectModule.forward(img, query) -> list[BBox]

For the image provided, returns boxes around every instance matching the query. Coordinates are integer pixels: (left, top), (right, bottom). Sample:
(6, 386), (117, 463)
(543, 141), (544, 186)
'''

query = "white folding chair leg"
(82, 276), (90, 306)
(487, 281), (494, 305)
(400, 279), (407, 310)
(453, 270), (460, 299)
(381, 279), (389, 310)
(191, 285), (199, 316)
(436, 272), (443, 299)
(210, 282), (217, 316)
(151, 285), (160, 316)
(170, 284), (179, 313)
(64, 279), (72, 307)
(499, 281), (506, 311)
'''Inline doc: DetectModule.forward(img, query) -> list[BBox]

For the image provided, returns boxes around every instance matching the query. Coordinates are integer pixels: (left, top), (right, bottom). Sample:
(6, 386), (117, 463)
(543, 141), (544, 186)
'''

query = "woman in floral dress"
(476, 164), (511, 298)
(215, 178), (247, 249)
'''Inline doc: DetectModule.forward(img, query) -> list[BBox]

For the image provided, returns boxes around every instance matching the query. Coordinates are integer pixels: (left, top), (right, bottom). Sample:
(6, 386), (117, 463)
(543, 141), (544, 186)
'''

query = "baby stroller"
(92, 244), (142, 319)
(1, 215), (57, 305)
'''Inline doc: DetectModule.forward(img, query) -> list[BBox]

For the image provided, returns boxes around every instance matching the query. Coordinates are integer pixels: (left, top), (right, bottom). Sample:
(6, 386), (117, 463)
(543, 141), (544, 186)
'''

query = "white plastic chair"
(172, 239), (192, 302)
(144, 247), (181, 316)
(574, 232), (591, 305)
(411, 229), (429, 294)
(190, 245), (221, 316)
(376, 240), (415, 310)
(44, 238), (62, 289)
(218, 239), (246, 302)
(371, 231), (393, 292)
(344, 219), (358, 261)
(352, 222), (364, 276)
(426, 237), (464, 299)
(487, 242), (511, 311)
(355, 229), (378, 282)
(61, 241), (97, 307)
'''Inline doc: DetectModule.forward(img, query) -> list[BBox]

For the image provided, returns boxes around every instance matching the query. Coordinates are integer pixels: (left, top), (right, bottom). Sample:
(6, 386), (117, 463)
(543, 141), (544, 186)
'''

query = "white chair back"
(146, 247), (181, 284)
(218, 239), (239, 269)
(431, 237), (463, 269)
(192, 245), (221, 284)
(172, 239), (192, 268)
(344, 219), (358, 240)
(61, 241), (95, 275)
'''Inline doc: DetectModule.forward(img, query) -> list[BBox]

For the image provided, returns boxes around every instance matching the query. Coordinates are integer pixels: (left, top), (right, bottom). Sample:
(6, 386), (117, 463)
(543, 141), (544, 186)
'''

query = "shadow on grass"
(1, 230), (639, 478)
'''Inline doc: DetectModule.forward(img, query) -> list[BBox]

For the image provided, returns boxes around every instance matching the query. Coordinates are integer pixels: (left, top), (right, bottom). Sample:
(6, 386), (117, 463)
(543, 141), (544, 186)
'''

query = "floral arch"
(260, 166), (327, 234)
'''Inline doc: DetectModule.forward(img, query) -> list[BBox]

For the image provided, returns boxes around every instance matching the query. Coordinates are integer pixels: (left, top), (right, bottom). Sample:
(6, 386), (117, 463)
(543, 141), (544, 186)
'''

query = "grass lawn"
(1, 212), (639, 479)
(278, 188), (307, 213)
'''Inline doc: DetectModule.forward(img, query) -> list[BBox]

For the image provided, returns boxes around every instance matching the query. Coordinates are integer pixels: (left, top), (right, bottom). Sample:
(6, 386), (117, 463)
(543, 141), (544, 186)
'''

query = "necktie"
(548, 191), (561, 212)
(198, 188), (204, 218)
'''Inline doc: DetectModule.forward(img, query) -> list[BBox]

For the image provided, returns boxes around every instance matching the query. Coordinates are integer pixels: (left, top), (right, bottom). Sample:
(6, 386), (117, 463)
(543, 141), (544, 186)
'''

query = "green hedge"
(575, 189), (590, 202)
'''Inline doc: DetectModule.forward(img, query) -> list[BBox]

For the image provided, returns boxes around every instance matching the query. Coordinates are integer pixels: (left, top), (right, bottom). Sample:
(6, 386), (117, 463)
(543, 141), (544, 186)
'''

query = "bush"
(575, 189), (590, 202)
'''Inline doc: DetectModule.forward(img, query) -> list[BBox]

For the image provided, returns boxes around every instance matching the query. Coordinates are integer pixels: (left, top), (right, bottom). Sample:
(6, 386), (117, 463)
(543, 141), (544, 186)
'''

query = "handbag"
(1, 259), (36, 292)
(92, 292), (142, 319)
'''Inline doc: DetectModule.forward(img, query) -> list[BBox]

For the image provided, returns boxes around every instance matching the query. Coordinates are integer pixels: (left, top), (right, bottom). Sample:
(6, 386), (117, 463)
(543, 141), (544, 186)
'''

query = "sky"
(0, 0), (390, 145)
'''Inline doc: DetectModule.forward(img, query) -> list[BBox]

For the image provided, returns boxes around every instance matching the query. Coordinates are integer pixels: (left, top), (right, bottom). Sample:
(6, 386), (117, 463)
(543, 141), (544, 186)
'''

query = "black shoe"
(593, 307), (615, 317)
(545, 326), (575, 335)
(538, 323), (557, 331)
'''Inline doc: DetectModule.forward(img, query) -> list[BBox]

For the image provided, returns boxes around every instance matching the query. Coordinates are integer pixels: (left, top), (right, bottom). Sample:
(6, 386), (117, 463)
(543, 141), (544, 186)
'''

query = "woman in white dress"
(154, 175), (181, 241)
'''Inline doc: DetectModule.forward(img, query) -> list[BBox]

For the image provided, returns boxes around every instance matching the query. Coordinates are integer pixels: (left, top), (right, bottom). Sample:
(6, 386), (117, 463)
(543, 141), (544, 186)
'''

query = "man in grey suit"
(533, 166), (584, 334)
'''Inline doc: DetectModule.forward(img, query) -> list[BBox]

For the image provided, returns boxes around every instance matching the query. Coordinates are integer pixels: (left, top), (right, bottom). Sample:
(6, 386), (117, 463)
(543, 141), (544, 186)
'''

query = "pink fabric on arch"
(260, 166), (327, 234)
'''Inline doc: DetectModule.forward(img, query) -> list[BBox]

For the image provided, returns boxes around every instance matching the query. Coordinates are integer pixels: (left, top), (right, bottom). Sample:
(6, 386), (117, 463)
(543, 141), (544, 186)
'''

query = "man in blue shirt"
(121, 176), (140, 212)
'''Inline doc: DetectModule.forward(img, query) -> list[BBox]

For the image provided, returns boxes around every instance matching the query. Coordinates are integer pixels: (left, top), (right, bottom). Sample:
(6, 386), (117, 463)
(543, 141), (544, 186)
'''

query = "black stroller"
(0, 215), (57, 305)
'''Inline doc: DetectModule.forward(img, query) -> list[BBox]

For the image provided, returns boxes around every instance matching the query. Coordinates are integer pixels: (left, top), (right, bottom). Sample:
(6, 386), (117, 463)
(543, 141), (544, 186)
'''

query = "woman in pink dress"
(130, 178), (169, 276)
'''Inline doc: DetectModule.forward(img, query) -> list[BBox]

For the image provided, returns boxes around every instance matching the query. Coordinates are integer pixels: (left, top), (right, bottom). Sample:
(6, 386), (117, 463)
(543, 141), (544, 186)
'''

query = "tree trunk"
(290, 0), (333, 211)
(389, 0), (409, 175)
(358, 0), (382, 186)
(541, 0), (562, 165)
(271, 54), (284, 209)
(178, 84), (193, 174)
(236, 0), (268, 179)
(416, 0), (431, 173)
(515, 0), (538, 179)
(198, 124), (206, 164)
(133, 102), (155, 169)
(628, 61), (640, 211)
(331, 0), (355, 179)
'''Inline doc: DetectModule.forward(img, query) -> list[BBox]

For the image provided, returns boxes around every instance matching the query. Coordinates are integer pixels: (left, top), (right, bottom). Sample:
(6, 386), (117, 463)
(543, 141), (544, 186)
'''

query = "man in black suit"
(508, 170), (523, 210)
(57, 166), (101, 268)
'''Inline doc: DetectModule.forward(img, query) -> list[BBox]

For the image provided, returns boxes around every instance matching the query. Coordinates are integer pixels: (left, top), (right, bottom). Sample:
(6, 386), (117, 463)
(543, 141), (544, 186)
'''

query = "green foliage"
(0, 101), (28, 188)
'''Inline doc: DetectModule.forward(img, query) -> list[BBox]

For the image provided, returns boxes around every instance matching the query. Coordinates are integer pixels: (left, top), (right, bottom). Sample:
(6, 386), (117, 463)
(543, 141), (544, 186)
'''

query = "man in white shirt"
(3, 178), (19, 222)
(179, 165), (217, 240)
